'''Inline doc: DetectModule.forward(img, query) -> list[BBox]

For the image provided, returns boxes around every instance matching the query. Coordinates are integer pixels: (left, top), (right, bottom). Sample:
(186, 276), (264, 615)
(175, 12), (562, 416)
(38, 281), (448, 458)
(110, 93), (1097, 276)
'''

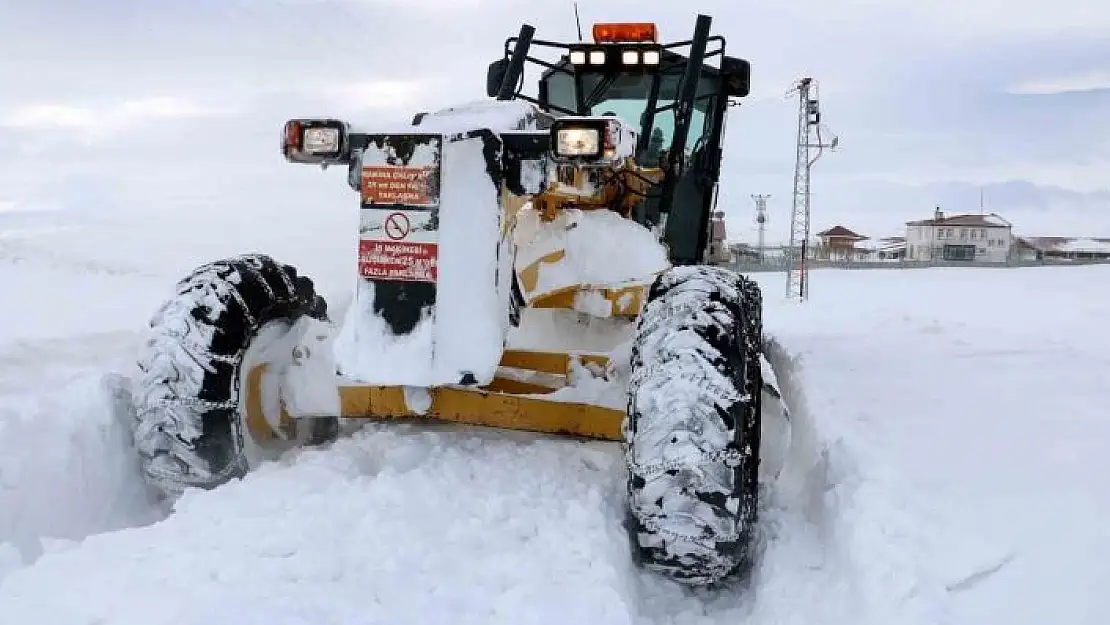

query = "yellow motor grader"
(128, 14), (791, 586)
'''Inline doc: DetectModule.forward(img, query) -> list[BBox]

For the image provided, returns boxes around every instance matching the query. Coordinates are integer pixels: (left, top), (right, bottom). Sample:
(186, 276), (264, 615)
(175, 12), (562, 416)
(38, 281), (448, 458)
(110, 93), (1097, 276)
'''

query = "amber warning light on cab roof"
(592, 22), (658, 43)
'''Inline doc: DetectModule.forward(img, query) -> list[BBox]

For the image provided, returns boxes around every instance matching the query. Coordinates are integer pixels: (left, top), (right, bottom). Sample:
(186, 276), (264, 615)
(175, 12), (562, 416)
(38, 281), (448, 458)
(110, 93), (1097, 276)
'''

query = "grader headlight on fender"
(281, 118), (351, 165)
(544, 116), (657, 209)
(550, 117), (637, 165)
(553, 124), (601, 158)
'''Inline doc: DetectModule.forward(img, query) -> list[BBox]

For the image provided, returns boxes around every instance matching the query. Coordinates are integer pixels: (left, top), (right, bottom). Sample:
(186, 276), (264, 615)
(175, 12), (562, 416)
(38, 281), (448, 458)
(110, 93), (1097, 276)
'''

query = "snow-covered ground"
(1, 210), (1107, 624)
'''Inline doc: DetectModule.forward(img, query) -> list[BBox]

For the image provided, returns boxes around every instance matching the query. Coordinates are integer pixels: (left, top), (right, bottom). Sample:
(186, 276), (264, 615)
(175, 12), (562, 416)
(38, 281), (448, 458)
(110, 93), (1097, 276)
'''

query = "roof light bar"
(592, 22), (658, 43)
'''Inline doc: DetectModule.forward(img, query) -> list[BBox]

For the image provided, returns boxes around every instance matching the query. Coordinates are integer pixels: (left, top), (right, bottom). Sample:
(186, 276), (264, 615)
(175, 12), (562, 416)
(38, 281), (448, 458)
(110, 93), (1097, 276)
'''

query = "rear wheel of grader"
(624, 265), (763, 585)
(131, 253), (339, 500)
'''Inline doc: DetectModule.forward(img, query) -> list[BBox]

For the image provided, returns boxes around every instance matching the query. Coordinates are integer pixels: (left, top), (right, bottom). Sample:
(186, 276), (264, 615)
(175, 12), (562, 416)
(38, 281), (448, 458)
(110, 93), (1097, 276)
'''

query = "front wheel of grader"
(130, 253), (340, 501)
(624, 265), (763, 585)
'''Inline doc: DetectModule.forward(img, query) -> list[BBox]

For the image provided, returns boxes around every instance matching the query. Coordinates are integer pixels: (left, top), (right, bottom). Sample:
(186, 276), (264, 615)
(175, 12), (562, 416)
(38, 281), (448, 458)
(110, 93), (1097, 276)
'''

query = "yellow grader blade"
(243, 349), (626, 443)
(338, 385), (622, 440)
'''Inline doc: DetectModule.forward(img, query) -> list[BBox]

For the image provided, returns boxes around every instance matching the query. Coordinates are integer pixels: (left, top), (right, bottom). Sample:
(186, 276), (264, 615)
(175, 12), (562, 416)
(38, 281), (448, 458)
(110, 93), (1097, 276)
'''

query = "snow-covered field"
(1, 211), (1107, 624)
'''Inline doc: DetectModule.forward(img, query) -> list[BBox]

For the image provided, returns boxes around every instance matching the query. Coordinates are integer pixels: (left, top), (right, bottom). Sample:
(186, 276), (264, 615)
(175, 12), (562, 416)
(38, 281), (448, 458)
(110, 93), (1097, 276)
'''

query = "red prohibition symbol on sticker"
(384, 212), (410, 241)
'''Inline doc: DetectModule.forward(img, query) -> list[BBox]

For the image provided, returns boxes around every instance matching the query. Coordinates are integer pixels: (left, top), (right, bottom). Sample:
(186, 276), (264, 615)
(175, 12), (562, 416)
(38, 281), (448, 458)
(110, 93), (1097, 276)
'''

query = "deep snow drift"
(1, 215), (1108, 623)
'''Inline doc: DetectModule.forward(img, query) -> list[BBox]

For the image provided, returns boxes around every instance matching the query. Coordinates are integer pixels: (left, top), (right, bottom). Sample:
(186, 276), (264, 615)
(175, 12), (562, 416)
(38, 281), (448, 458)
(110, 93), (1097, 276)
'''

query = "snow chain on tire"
(132, 253), (337, 500)
(624, 265), (763, 585)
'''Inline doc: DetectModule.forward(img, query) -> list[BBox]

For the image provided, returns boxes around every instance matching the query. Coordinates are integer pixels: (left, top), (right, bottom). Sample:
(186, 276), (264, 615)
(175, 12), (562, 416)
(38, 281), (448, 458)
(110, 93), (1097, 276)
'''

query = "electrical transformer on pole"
(785, 77), (838, 301)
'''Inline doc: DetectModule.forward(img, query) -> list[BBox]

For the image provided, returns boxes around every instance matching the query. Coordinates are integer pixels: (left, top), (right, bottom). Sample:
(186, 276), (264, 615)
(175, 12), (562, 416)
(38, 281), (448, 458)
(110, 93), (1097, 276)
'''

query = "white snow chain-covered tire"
(624, 265), (762, 585)
(132, 253), (338, 500)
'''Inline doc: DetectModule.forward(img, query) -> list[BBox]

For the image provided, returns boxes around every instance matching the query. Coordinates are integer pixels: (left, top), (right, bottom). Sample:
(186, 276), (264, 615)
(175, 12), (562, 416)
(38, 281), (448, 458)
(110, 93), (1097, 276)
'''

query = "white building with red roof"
(904, 208), (1013, 262)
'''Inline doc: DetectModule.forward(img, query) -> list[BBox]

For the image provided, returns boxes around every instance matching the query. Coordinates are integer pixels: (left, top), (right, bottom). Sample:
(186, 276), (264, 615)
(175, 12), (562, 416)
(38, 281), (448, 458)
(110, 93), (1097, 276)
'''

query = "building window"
(960, 228), (967, 239)
(971, 230), (978, 240)
(979, 229), (986, 238)
(943, 244), (976, 261)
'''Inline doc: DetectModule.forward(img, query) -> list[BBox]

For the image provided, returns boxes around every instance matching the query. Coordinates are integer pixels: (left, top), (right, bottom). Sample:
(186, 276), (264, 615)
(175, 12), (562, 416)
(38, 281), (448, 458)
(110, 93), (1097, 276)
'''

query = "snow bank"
(0, 241), (171, 583)
(0, 426), (637, 624)
(0, 374), (161, 581)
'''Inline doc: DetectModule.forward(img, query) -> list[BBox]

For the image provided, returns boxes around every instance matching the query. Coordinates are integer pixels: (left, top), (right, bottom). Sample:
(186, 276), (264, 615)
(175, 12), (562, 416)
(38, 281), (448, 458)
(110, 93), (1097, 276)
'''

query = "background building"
(905, 209), (1012, 262)
(814, 225), (868, 260)
(858, 236), (906, 260)
(1013, 237), (1110, 262)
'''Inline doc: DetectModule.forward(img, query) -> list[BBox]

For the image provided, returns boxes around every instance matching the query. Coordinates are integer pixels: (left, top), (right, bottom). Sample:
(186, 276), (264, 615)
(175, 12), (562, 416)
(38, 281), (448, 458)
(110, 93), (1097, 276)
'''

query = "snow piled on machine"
(511, 205), (670, 313)
(501, 204), (671, 411)
(334, 100), (549, 388)
(335, 134), (509, 387)
(407, 100), (549, 134)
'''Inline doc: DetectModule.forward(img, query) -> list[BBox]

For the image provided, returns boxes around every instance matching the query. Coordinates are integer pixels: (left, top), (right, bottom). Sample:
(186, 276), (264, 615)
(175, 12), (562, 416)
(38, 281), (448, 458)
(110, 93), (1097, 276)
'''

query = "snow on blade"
(512, 206), (670, 295)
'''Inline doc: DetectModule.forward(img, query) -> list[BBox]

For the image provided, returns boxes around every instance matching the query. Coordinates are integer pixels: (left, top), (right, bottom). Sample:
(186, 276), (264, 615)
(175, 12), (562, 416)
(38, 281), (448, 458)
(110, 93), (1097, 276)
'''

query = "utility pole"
(785, 77), (838, 301)
(752, 194), (770, 264)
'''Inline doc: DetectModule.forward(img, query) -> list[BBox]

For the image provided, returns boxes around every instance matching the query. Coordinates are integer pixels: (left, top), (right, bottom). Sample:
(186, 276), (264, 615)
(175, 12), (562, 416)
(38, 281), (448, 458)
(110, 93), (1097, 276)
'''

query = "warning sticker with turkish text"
(358, 239), (438, 283)
(361, 165), (439, 207)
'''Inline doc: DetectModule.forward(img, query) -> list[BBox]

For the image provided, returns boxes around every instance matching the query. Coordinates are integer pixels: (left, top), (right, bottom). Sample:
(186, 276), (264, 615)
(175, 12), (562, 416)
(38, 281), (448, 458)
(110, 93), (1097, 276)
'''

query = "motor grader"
(128, 14), (791, 586)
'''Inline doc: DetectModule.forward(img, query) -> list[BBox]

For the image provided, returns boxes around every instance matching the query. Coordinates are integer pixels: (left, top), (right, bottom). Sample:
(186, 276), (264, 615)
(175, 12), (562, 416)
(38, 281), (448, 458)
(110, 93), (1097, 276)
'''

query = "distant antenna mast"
(752, 194), (770, 263)
(785, 77), (838, 301)
(573, 2), (584, 40)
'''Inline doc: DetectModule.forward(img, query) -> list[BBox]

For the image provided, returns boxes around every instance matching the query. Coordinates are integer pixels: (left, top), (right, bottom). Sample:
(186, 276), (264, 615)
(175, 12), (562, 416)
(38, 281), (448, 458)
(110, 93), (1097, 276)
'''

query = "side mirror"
(486, 58), (510, 98)
(721, 56), (751, 97)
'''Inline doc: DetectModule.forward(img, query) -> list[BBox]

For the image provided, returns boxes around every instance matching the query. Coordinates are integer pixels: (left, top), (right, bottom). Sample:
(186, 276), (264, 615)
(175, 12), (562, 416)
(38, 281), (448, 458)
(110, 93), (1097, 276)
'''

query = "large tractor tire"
(624, 265), (763, 585)
(131, 253), (339, 500)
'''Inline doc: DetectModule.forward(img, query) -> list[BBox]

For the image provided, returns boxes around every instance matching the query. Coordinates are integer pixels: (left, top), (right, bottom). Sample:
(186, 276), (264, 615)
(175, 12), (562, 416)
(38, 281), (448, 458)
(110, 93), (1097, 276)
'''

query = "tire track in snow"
(750, 324), (953, 625)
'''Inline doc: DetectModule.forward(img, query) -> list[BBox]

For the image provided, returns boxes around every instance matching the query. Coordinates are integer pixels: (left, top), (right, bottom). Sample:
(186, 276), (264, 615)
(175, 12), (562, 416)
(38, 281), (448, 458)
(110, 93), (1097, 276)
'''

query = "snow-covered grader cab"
(128, 14), (791, 586)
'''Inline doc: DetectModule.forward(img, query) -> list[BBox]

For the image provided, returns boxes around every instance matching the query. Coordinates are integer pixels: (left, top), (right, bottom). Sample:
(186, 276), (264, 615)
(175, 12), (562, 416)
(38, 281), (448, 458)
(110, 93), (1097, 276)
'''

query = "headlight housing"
(282, 118), (350, 164)
(555, 127), (602, 159)
(549, 117), (637, 165)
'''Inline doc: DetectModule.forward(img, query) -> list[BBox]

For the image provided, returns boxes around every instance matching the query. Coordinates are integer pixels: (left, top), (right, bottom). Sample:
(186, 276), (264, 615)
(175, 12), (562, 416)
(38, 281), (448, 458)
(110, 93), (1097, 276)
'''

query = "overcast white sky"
(2, 0), (1109, 247)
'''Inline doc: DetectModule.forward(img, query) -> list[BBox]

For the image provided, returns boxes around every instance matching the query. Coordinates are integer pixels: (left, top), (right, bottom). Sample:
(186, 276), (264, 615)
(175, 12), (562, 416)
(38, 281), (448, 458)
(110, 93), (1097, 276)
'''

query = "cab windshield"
(541, 67), (721, 166)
